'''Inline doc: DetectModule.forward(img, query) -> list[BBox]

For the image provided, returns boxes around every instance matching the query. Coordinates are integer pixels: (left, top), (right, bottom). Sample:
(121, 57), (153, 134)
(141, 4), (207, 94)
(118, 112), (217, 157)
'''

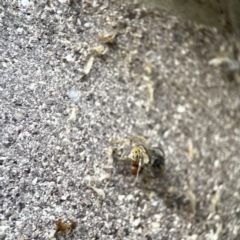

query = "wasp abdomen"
(131, 164), (139, 175)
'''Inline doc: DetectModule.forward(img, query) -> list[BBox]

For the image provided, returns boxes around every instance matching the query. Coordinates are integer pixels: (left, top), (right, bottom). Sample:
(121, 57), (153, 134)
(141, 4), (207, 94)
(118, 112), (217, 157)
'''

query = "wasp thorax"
(128, 147), (141, 164)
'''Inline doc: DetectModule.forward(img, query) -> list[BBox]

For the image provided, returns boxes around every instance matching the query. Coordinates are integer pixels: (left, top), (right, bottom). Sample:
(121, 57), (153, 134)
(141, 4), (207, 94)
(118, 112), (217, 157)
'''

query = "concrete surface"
(0, 0), (240, 239)
(137, 0), (240, 35)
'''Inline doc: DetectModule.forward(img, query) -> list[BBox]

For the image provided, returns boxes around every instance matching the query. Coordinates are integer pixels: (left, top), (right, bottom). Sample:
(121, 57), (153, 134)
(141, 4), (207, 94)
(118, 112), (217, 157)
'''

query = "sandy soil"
(1, 0), (240, 239)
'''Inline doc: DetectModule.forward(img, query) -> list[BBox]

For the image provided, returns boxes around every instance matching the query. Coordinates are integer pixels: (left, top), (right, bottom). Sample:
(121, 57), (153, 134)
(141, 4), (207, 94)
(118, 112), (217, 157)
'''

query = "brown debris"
(55, 219), (77, 235)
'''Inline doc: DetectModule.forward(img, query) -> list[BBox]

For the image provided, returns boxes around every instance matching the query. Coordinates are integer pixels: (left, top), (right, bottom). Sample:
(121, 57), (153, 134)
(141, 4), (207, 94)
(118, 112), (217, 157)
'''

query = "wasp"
(109, 136), (165, 179)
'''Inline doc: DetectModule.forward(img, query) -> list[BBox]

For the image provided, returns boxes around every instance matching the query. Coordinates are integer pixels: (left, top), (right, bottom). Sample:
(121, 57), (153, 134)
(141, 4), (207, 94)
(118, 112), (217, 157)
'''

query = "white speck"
(214, 160), (220, 168)
(2, 62), (7, 68)
(117, 219), (122, 224)
(132, 218), (141, 227)
(214, 134), (220, 142)
(0, 225), (9, 232)
(48, 229), (57, 238)
(92, 0), (98, 7)
(80, 56), (95, 75)
(80, 150), (86, 157)
(181, 49), (187, 55)
(17, 221), (24, 228)
(57, 176), (62, 184)
(174, 59), (180, 66)
(177, 105), (185, 113)
(88, 185), (105, 199)
(61, 138), (71, 146)
(58, 0), (69, 3)
(16, 28), (24, 34)
(84, 22), (92, 28)
(55, 206), (62, 213)
(151, 200), (159, 207)
(65, 54), (75, 62)
(20, 0), (31, 6)
(151, 222), (160, 228)
(127, 195), (134, 201)
(67, 89), (80, 101)
(67, 107), (79, 123)
(61, 195), (68, 200)
(98, 173), (111, 181)
(29, 83), (37, 90)
(186, 234), (198, 240)
(118, 195), (125, 202)
(95, 101), (101, 107)
(32, 177), (38, 185)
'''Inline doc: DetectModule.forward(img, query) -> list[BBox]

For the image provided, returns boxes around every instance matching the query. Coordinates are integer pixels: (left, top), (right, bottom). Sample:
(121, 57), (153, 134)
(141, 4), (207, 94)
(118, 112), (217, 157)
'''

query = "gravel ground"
(1, 0), (240, 239)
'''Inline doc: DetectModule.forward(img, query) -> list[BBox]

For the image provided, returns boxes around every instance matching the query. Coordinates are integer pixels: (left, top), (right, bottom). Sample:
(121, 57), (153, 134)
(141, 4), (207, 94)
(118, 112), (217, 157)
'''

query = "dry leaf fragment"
(98, 173), (111, 181)
(187, 140), (195, 161)
(85, 175), (97, 183)
(206, 223), (222, 240)
(144, 59), (152, 76)
(85, 173), (111, 183)
(209, 57), (231, 66)
(106, 147), (114, 167)
(99, 32), (116, 43)
(67, 106), (79, 123)
(84, 56), (95, 75)
(88, 185), (106, 199)
(61, 138), (72, 146)
(92, 45), (108, 55)
(146, 82), (154, 103)
(210, 187), (222, 213)
(186, 190), (196, 215)
(209, 57), (240, 70)
(80, 56), (95, 75)
(233, 71), (240, 83)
